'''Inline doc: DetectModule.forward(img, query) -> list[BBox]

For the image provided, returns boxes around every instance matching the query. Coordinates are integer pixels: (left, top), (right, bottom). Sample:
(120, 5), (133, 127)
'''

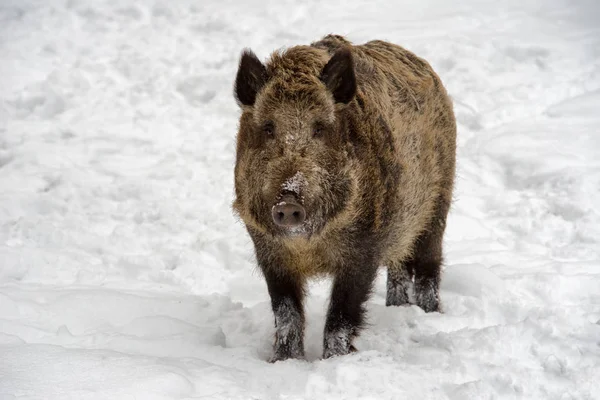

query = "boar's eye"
(313, 122), (325, 138)
(263, 121), (275, 137)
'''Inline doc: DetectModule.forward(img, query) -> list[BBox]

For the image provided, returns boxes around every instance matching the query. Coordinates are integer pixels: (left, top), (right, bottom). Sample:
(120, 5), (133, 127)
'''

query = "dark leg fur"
(323, 251), (378, 359)
(262, 266), (306, 362)
(386, 261), (413, 306)
(412, 259), (441, 313)
(411, 197), (450, 313)
(387, 197), (450, 312)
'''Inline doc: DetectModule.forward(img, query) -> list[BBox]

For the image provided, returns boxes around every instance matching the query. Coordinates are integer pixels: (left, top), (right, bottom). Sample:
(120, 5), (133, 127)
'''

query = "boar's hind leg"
(263, 267), (306, 362)
(323, 254), (378, 359)
(409, 197), (450, 313)
(386, 261), (413, 306)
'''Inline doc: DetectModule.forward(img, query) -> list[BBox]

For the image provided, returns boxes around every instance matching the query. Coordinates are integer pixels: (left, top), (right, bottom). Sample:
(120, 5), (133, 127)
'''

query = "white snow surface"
(1, 0), (599, 399)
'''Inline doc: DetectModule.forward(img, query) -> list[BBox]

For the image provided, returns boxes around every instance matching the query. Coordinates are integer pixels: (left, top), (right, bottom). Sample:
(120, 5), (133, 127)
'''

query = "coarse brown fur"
(233, 34), (456, 361)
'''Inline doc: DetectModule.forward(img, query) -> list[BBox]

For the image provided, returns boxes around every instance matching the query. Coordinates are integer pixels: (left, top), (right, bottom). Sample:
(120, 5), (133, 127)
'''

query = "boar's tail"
(311, 34), (352, 54)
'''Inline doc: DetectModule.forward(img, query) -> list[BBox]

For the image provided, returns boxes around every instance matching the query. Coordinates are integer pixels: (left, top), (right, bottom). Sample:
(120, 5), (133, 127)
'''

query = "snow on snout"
(280, 171), (307, 198)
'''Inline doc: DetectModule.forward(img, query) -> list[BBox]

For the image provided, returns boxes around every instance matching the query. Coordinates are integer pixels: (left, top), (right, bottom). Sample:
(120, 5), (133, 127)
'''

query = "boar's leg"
(323, 252), (378, 359)
(386, 261), (413, 306)
(409, 236), (441, 313)
(262, 266), (306, 362)
(409, 197), (450, 313)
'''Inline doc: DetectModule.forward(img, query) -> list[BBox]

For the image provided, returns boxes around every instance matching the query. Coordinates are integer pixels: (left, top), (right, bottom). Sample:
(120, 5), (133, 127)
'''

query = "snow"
(1, 0), (599, 399)
(281, 171), (307, 197)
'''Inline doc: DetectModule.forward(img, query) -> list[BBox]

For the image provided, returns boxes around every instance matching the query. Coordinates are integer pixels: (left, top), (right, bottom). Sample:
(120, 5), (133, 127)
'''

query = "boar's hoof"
(417, 299), (440, 313)
(323, 343), (358, 359)
(322, 329), (357, 359)
(269, 347), (305, 363)
(414, 280), (441, 313)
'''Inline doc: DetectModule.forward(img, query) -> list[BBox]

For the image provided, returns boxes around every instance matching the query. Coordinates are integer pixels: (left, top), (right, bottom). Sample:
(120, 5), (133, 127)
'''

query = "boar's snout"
(272, 194), (306, 228)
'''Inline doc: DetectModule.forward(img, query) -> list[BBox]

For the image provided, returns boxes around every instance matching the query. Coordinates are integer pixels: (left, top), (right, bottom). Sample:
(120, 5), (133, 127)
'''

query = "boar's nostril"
(272, 196), (306, 228)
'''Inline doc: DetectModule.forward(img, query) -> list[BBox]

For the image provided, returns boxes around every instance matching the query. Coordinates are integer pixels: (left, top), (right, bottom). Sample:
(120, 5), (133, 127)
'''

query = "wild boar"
(232, 34), (456, 361)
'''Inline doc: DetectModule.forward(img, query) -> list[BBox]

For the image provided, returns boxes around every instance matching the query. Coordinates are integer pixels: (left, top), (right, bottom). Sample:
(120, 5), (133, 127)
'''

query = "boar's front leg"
(262, 265), (306, 362)
(323, 251), (378, 359)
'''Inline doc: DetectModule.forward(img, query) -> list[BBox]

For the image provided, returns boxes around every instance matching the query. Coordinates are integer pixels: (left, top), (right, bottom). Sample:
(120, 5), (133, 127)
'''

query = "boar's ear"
(235, 49), (268, 106)
(320, 48), (356, 104)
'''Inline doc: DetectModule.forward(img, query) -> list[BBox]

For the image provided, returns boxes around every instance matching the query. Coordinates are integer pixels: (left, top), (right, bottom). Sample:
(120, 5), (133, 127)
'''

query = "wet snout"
(272, 194), (306, 227)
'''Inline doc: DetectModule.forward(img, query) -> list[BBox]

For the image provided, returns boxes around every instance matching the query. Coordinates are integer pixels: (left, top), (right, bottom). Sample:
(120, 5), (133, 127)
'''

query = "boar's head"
(233, 46), (357, 238)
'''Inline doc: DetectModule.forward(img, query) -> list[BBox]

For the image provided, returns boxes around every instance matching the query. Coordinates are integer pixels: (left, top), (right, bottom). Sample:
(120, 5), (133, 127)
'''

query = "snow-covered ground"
(1, 0), (599, 398)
